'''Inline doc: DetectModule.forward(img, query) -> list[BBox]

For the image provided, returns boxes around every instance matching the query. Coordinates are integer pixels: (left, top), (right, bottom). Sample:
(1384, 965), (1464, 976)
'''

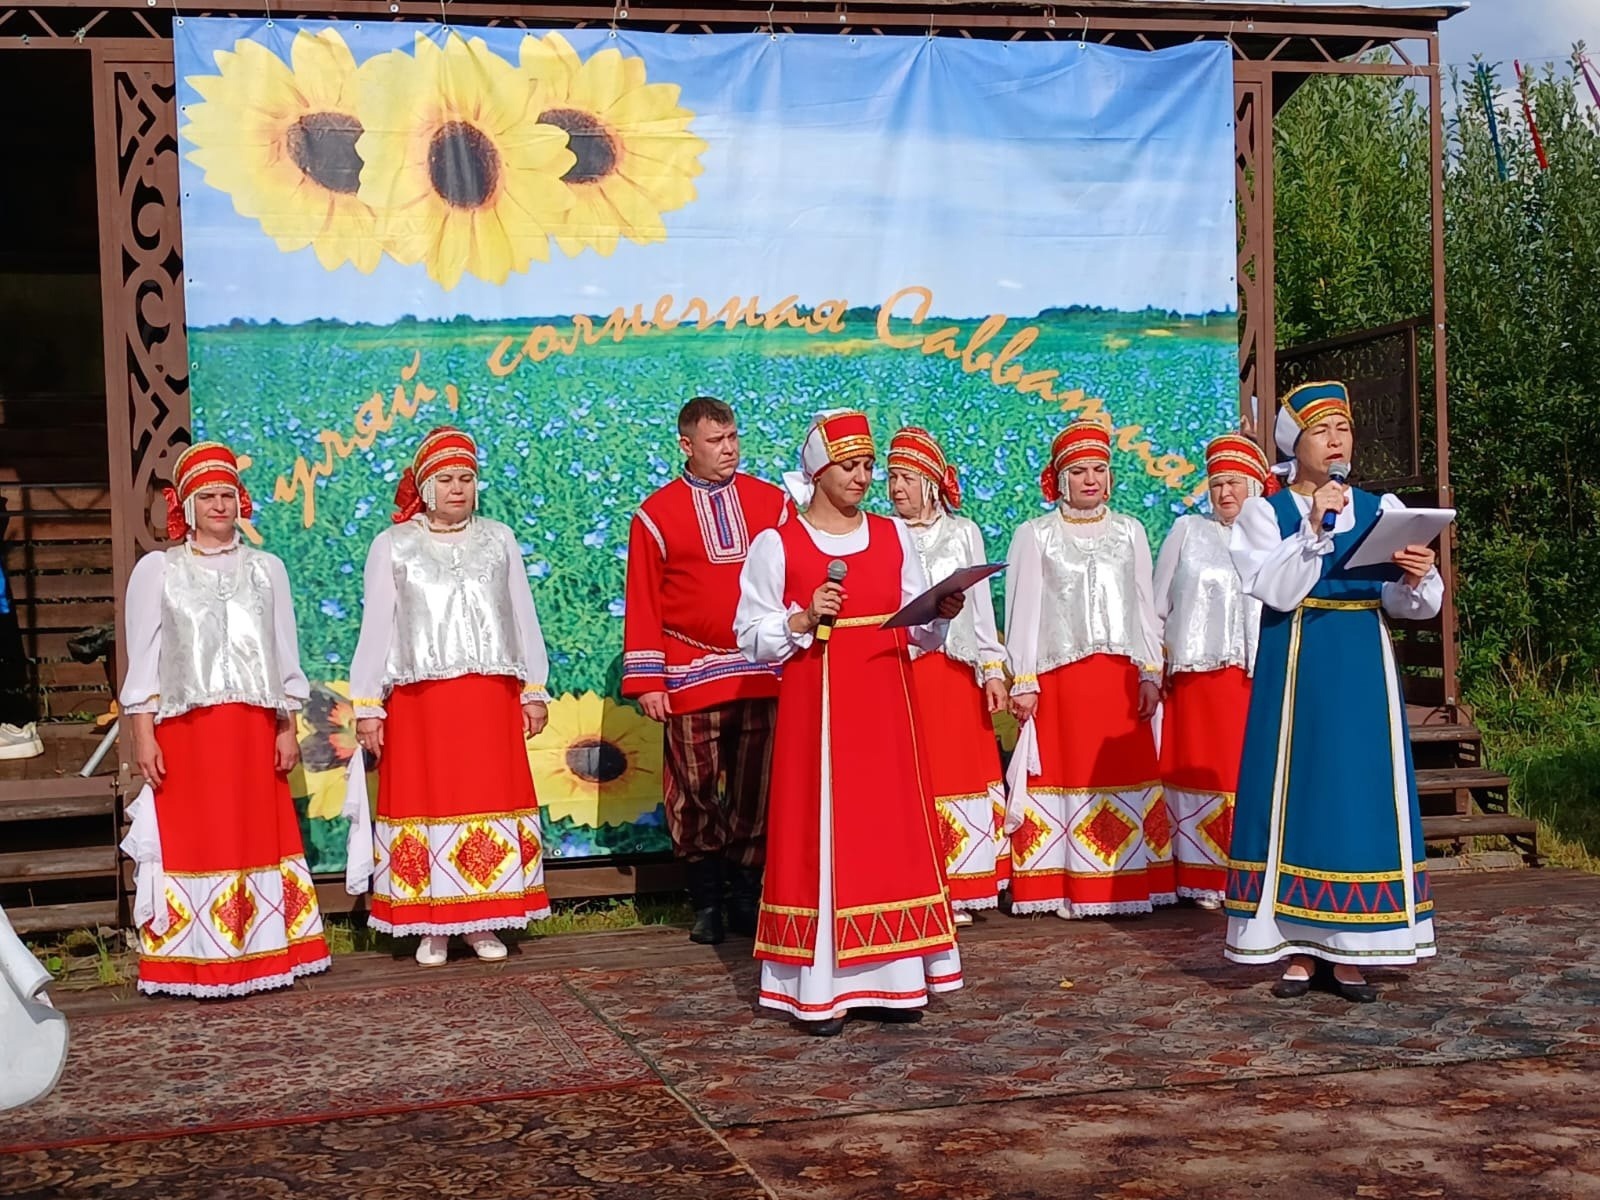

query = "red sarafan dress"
(735, 513), (961, 1020)
(1153, 513), (1260, 903)
(348, 515), (552, 935)
(1003, 507), (1174, 918)
(118, 539), (331, 998)
(899, 513), (1009, 911)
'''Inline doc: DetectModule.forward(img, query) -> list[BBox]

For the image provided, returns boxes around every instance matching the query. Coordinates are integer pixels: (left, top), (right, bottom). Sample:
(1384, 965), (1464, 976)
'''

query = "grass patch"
(1469, 680), (1600, 872)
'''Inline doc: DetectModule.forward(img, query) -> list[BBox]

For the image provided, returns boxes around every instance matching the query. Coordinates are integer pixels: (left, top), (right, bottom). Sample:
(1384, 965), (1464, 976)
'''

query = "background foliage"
(1272, 51), (1600, 860)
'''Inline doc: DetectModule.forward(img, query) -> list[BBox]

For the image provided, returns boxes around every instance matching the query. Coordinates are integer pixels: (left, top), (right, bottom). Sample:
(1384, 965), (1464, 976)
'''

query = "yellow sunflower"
(527, 691), (662, 827)
(518, 32), (707, 258)
(357, 34), (576, 290)
(183, 29), (382, 272)
(289, 680), (363, 821)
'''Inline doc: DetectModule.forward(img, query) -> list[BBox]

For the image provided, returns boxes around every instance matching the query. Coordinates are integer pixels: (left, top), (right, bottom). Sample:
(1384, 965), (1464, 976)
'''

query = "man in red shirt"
(623, 397), (788, 945)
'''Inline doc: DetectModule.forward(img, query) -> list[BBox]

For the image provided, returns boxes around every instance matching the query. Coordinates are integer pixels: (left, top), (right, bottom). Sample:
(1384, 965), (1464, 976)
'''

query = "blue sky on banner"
(174, 21), (1235, 326)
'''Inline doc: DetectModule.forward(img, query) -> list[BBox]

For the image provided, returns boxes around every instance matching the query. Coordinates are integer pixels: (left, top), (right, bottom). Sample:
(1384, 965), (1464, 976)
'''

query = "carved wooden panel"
(1233, 72), (1272, 451)
(91, 42), (191, 678)
(1277, 321), (1423, 491)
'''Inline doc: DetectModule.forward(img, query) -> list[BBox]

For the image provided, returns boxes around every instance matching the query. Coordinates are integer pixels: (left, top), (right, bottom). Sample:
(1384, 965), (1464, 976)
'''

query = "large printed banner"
(173, 19), (1238, 869)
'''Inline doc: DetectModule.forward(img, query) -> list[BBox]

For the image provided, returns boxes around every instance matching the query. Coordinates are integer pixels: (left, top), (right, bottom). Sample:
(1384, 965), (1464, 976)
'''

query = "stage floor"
(3, 870), (1599, 1199)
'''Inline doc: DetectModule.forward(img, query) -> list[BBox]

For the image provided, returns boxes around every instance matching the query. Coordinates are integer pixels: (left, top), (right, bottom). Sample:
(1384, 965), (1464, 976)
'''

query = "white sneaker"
(1054, 904), (1076, 921)
(415, 935), (449, 966)
(1195, 896), (1222, 911)
(463, 930), (507, 960)
(0, 723), (42, 760)
(952, 910), (974, 926)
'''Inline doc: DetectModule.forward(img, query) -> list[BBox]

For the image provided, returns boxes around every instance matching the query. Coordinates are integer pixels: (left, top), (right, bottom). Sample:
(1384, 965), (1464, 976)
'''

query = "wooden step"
(3, 899), (120, 936)
(0, 845), (118, 884)
(1422, 813), (1539, 841)
(1414, 767), (1510, 794)
(0, 787), (117, 822)
(1408, 722), (1482, 744)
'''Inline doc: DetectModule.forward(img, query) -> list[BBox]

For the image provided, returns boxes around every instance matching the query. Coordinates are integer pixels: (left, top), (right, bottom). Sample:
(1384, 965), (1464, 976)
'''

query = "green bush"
(1274, 54), (1600, 694)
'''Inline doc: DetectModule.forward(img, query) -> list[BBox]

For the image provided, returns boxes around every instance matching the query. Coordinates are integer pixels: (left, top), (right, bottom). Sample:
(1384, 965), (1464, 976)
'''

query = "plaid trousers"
(662, 698), (776, 868)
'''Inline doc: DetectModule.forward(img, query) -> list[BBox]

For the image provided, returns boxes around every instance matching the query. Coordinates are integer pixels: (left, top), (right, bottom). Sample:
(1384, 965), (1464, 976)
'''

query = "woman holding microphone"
(1224, 381), (1443, 1002)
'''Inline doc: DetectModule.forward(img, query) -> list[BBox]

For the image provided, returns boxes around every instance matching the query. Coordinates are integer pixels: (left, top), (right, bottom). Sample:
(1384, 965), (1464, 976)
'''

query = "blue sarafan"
(1224, 486), (1439, 966)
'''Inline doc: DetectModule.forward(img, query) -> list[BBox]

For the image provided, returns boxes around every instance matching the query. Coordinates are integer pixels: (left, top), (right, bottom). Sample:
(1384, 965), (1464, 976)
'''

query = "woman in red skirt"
(1153, 433), (1270, 909)
(885, 427), (1009, 922)
(119, 442), (330, 998)
(1003, 419), (1171, 919)
(350, 426), (552, 966)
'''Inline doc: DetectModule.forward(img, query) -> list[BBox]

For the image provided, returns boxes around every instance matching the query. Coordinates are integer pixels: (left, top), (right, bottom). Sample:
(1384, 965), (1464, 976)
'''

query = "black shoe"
(1271, 973), (1312, 999)
(684, 859), (726, 945)
(725, 862), (762, 938)
(806, 1017), (846, 1037)
(850, 1006), (924, 1024)
(1333, 977), (1379, 1003)
(689, 906), (725, 945)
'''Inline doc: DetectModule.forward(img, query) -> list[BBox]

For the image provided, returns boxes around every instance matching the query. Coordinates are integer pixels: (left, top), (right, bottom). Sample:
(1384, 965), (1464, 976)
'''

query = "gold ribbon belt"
(832, 612), (897, 629)
(1300, 597), (1381, 611)
(664, 628), (739, 654)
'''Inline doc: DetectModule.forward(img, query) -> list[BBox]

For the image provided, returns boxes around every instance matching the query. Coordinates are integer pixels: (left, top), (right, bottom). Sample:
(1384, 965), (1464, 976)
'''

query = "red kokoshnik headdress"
(164, 441), (252, 541)
(1040, 419), (1112, 503)
(393, 426), (479, 523)
(887, 426), (962, 511)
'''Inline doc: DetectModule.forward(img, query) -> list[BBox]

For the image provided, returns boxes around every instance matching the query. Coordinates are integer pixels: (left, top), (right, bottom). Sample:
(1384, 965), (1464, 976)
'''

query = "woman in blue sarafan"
(1224, 381), (1444, 1003)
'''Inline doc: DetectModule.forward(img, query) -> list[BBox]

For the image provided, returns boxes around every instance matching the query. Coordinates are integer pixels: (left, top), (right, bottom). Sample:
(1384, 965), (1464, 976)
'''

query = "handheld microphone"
(1321, 460), (1351, 532)
(814, 559), (848, 643)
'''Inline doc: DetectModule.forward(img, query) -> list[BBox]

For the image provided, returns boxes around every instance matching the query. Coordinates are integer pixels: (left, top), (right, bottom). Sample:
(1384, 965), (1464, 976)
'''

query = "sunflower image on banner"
(174, 19), (1237, 869)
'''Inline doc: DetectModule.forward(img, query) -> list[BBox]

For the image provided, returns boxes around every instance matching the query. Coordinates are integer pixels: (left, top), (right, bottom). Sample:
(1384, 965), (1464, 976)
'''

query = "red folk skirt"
(1008, 654), (1173, 916)
(911, 652), (1007, 909)
(756, 514), (957, 969)
(138, 703), (330, 998)
(370, 674), (551, 936)
(1159, 666), (1250, 900)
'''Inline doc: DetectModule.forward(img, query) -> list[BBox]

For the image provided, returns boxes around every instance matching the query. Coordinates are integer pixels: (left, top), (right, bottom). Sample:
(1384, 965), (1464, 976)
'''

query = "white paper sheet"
(1346, 507), (1456, 569)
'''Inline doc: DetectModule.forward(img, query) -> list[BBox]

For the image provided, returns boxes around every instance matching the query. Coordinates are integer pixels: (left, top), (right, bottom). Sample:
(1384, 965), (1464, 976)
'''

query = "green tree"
(1273, 55), (1600, 690)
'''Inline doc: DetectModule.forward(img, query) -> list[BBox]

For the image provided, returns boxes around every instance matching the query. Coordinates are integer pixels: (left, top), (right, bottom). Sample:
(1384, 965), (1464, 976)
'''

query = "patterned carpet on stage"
(727, 1049), (1600, 1199)
(0, 1085), (770, 1200)
(567, 901), (1600, 1127)
(0, 974), (654, 1152)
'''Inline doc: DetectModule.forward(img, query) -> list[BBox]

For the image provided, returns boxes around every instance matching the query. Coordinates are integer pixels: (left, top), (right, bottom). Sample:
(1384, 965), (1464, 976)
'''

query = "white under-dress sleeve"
(735, 528), (808, 664)
(1151, 517), (1188, 664)
(1130, 520), (1163, 681)
(895, 520), (949, 653)
(1377, 493), (1446, 620)
(349, 530), (397, 720)
(1230, 495), (1328, 614)
(118, 551), (167, 714)
(1003, 522), (1043, 696)
(966, 521), (1006, 682)
(265, 554), (309, 713)
(500, 523), (551, 703)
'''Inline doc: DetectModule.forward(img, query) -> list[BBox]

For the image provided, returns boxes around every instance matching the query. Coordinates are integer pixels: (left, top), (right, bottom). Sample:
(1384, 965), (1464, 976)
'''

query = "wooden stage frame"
(0, 2), (1492, 931)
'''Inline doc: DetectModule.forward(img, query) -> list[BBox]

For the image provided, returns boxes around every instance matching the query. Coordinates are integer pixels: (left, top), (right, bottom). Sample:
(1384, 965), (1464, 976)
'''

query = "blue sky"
(175, 21), (1236, 325)
(1439, 0), (1599, 70)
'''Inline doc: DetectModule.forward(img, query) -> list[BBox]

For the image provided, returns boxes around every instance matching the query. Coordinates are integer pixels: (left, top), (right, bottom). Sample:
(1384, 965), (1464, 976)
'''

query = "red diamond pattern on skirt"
(1012, 807), (1048, 864)
(281, 866), (313, 939)
(1074, 800), (1138, 867)
(388, 828), (433, 896)
(209, 876), (258, 950)
(141, 893), (193, 953)
(519, 820), (542, 872)
(1143, 795), (1173, 858)
(939, 807), (969, 868)
(1197, 800), (1234, 861)
(450, 824), (514, 892)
